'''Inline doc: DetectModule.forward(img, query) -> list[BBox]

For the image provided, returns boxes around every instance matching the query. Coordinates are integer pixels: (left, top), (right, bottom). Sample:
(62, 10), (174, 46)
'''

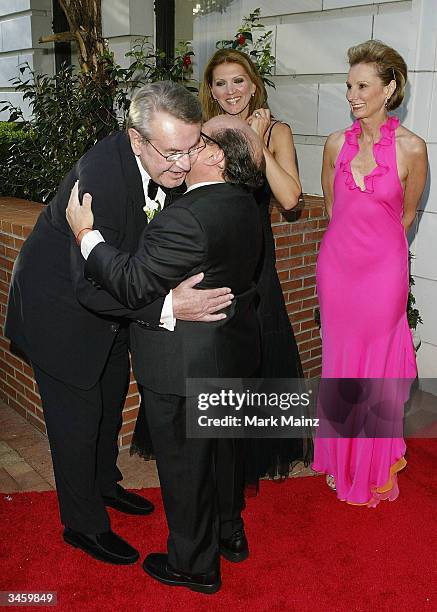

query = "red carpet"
(1, 439), (436, 612)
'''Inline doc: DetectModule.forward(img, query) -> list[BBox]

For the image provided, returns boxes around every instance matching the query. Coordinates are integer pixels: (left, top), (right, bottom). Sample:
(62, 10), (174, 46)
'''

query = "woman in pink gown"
(312, 40), (428, 507)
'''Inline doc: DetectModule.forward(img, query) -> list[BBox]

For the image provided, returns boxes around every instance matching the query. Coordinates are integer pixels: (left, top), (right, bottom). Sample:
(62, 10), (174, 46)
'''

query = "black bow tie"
(147, 179), (159, 200)
(148, 180), (177, 199)
(147, 179), (187, 207)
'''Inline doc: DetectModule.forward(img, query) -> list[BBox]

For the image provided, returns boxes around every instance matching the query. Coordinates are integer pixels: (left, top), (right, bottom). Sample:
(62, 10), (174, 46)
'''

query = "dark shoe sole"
(103, 499), (154, 516)
(63, 533), (139, 565)
(143, 564), (221, 594)
(220, 546), (249, 563)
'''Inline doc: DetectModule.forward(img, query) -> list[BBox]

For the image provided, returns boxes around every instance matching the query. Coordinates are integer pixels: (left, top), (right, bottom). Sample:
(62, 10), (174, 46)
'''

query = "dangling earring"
(384, 97), (389, 108)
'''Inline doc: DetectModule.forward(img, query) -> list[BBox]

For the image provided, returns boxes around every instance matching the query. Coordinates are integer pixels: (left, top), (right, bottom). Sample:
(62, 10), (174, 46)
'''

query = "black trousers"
(141, 386), (244, 574)
(32, 328), (130, 533)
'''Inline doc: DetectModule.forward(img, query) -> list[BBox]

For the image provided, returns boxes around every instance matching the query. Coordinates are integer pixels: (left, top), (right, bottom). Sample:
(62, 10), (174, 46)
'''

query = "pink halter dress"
(312, 115), (417, 506)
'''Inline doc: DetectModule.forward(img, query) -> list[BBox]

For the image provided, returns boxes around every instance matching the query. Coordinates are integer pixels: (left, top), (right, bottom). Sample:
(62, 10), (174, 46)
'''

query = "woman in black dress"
(200, 49), (311, 485)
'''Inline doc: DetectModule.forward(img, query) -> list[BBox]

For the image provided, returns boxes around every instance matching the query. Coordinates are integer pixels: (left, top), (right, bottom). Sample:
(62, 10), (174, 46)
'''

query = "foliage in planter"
(0, 122), (29, 172)
(408, 253), (422, 330)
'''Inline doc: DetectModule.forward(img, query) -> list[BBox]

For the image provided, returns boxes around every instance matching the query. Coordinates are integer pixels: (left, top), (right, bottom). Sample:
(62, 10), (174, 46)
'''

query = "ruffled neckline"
(340, 115), (399, 193)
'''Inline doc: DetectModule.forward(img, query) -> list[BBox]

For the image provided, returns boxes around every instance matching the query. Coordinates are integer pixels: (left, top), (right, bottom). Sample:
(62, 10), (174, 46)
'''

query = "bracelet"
(75, 227), (93, 246)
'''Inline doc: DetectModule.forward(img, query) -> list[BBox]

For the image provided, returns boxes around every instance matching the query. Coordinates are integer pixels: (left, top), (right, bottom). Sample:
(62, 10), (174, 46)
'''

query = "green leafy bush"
(0, 122), (32, 198)
(1, 63), (116, 202)
(0, 121), (27, 144)
(0, 39), (196, 203)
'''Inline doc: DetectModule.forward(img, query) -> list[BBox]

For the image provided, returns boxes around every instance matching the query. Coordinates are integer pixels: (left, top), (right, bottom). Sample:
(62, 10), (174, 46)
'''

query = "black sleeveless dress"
(242, 122), (310, 487)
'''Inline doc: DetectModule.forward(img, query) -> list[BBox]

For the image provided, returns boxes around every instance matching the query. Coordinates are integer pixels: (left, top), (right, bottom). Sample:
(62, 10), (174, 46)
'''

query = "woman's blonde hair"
(199, 49), (268, 121)
(347, 39), (407, 111)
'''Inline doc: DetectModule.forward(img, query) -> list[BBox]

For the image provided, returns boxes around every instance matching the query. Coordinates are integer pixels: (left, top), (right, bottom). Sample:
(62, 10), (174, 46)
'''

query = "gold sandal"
(326, 474), (336, 491)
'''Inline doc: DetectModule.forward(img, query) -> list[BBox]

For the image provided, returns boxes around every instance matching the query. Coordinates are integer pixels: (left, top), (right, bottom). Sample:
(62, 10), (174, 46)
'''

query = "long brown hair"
(199, 49), (268, 121)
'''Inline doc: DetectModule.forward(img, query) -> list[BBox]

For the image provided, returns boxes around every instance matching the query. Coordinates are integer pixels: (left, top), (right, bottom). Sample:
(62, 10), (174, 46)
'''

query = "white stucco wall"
(102, 0), (154, 68)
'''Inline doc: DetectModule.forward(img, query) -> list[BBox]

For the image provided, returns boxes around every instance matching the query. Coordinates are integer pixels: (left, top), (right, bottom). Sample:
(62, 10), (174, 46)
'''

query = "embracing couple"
(6, 81), (268, 595)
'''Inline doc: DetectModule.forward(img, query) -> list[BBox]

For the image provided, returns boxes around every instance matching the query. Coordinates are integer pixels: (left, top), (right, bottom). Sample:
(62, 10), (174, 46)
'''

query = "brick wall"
(272, 194), (327, 378)
(0, 198), (142, 447)
(0, 195), (327, 447)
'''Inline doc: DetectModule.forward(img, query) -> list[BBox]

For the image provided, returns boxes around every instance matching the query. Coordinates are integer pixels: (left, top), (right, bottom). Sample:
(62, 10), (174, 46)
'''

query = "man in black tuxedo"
(66, 115), (264, 593)
(4, 82), (232, 565)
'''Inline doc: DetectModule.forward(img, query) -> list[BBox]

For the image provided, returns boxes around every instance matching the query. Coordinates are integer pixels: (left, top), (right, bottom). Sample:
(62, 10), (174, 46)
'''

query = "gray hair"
(126, 81), (202, 139)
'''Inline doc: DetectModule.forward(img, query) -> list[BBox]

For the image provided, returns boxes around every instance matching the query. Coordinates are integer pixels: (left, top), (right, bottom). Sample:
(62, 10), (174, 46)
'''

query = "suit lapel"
(118, 132), (149, 237)
(119, 132), (145, 208)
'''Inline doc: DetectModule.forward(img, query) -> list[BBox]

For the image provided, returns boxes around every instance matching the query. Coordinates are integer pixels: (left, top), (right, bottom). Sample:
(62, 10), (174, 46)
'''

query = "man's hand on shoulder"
(173, 273), (234, 322)
(66, 181), (95, 242)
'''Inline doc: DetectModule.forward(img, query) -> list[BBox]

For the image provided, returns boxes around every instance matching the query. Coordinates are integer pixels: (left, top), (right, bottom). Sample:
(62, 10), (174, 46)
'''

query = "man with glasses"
(5, 82), (232, 565)
(67, 114), (265, 594)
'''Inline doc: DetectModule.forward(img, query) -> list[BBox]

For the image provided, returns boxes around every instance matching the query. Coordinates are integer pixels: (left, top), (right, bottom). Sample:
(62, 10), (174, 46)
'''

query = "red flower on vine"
(183, 55), (192, 67)
(237, 34), (246, 46)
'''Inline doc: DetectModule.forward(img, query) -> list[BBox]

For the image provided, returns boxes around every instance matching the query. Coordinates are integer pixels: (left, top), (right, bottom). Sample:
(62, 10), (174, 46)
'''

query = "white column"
(102, 0), (155, 68)
(0, 0), (54, 119)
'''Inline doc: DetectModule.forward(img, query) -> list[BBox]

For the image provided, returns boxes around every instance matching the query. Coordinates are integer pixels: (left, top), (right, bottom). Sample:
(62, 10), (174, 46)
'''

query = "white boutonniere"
(143, 199), (162, 222)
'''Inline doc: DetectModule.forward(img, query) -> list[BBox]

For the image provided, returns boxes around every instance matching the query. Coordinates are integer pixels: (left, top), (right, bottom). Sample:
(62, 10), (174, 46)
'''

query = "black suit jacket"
(5, 131), (168, 389)
(85, 183), (263, 395)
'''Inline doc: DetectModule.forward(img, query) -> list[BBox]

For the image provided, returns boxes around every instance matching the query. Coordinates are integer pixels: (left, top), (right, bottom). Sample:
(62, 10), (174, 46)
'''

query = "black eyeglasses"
(144, 137), (206, 162)
(200, 132), (220, 147)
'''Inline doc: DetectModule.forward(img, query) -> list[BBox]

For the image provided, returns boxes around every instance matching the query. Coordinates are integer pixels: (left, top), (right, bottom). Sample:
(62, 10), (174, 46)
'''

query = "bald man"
(67, 116), (265, 593)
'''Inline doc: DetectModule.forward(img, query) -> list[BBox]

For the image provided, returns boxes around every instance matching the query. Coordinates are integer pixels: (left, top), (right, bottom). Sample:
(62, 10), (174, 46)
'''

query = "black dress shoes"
(103, 484), (154, 515)
(63, 528), (139, 564)
(220, 528), (249, 562)
(142, 553), (221, 594)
